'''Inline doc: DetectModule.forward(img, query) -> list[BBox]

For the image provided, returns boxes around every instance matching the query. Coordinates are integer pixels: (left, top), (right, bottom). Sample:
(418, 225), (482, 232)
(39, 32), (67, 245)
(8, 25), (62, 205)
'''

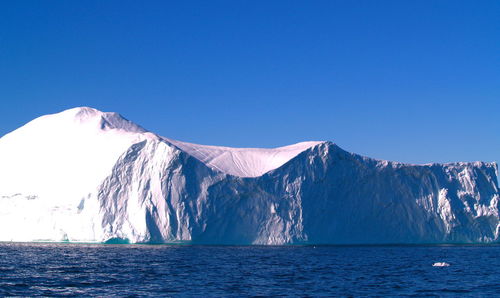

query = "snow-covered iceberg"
(0, 107), (498, 244)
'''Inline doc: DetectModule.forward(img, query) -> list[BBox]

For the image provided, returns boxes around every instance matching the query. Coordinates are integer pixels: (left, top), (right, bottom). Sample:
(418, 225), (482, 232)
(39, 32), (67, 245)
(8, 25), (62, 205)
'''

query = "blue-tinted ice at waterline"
(1, 243), (499, 296)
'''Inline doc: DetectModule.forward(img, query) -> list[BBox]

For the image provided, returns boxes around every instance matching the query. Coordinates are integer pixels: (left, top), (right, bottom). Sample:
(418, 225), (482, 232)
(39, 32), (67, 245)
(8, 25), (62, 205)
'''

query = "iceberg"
(0, 107), (498, 244)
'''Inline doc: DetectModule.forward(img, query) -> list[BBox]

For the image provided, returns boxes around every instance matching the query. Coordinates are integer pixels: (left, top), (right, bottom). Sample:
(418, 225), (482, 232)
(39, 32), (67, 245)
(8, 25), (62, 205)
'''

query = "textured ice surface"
(0, 107), (498, 244)
(165, 138), (322, 177)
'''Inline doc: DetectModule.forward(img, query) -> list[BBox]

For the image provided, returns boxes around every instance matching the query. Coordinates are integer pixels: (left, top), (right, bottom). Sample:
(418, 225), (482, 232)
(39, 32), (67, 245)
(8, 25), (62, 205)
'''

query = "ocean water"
(0, 243), (499, 296)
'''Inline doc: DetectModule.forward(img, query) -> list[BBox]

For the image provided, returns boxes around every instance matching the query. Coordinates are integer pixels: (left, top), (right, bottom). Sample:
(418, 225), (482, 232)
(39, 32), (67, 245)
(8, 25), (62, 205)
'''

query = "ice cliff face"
(0, 107), (498, 244)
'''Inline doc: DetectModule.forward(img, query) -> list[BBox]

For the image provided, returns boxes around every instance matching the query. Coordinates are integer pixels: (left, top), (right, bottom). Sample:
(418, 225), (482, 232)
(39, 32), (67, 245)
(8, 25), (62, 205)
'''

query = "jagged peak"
(72, 106), (101, 118)
(0, 107), (151, 147)
(64, 107), (147, 133)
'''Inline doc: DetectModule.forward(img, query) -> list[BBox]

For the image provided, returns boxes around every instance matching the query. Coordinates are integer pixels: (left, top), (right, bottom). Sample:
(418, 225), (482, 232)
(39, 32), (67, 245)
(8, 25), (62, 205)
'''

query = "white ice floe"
(432, 262), (450, 267)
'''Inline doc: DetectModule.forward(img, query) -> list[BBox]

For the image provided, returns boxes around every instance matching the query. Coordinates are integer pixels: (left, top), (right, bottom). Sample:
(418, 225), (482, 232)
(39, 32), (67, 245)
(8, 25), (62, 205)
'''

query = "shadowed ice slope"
(0, 107), (498, 244)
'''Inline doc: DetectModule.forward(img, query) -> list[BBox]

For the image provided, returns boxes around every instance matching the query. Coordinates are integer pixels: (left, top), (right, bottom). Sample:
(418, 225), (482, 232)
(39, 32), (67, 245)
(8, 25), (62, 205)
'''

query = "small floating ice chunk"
(432, 262), (450, 267)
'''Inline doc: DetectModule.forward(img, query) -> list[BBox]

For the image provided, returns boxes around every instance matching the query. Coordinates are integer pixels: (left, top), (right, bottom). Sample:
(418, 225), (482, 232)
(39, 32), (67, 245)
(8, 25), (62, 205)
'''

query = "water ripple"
(0, 243), (499, 296)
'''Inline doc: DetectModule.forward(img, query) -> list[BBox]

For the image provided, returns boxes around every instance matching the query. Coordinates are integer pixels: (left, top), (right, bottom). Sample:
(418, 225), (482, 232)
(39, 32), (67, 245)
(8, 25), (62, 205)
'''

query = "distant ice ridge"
(0, 107), (498, 244)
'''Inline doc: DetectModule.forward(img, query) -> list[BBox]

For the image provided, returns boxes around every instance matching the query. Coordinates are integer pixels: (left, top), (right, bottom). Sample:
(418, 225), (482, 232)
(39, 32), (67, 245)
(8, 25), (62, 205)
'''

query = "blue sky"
(0, 1), (498, 164)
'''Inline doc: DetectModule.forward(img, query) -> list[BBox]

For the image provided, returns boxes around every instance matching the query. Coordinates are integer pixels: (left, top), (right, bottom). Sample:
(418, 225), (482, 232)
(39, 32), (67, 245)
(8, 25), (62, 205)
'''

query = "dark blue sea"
(0, 243), (499, 296)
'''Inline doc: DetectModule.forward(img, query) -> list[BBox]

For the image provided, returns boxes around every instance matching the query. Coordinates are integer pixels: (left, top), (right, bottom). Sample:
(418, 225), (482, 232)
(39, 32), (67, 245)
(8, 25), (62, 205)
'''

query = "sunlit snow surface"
(0, 107), (498, 244)
(165, 138), (322, 177)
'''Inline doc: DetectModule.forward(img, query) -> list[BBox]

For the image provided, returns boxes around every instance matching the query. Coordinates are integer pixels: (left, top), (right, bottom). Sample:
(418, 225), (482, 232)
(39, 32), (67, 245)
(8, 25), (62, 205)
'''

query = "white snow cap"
(69, 106), (324, 177)
(0, 107), (150, 199)
(0, 107), (323, 179)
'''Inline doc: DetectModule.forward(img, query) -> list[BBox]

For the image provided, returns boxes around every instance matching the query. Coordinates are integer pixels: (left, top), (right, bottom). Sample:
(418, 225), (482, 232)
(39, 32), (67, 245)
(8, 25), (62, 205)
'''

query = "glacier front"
(0, 107), (498, 244)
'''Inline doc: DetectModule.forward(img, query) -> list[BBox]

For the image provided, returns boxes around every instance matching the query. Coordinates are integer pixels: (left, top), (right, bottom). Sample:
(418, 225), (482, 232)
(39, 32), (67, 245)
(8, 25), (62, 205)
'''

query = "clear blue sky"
(0, 1), (498, 164)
